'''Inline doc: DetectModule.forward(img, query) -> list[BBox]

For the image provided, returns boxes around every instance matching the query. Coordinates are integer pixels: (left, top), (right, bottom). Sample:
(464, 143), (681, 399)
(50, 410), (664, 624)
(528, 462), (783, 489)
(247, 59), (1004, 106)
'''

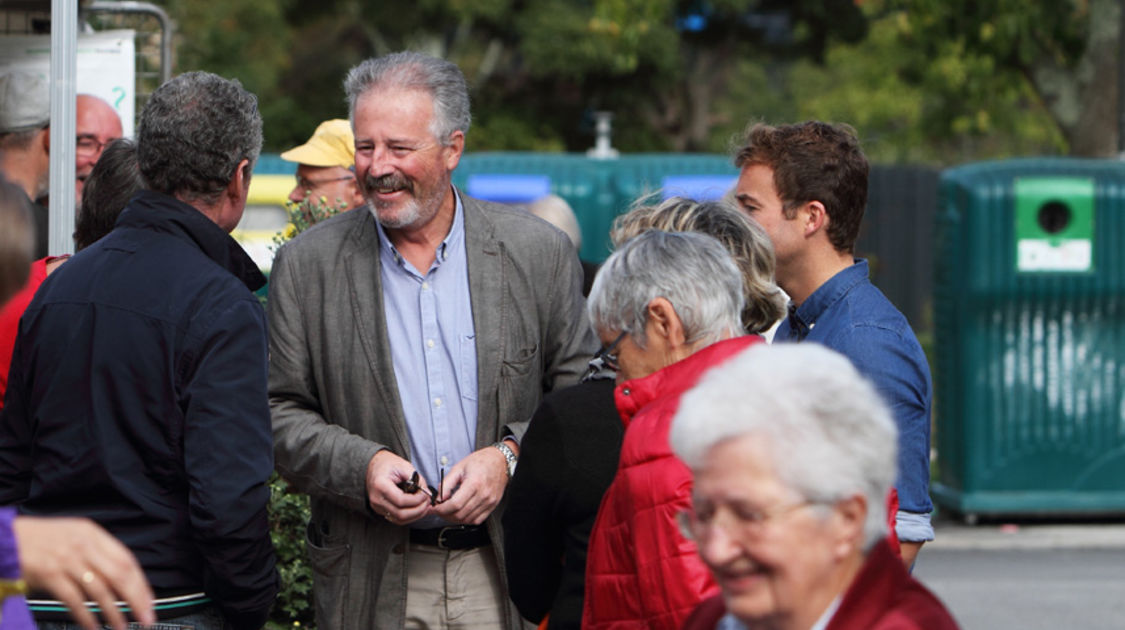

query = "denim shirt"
(776, 260), (934, 542)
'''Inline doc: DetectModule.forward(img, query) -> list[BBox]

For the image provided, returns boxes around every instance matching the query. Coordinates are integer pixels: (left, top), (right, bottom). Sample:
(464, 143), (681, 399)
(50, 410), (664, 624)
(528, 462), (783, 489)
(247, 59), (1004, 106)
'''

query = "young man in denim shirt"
(733, 121), (934, 567)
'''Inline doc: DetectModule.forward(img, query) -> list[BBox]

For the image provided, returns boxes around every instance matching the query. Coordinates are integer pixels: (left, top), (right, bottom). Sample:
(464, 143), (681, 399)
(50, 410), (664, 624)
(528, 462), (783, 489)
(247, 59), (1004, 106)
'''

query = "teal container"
(610, 154), (737, 208)
(933, 158), (1125, 520)
(454, 153), (616, 262)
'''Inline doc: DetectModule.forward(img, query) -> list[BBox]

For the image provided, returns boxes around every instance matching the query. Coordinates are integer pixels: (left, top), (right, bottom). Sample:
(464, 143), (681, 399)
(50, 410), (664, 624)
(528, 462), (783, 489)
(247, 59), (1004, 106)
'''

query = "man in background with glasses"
(74, 94), (122, 203)
(280, 118), (366, 218)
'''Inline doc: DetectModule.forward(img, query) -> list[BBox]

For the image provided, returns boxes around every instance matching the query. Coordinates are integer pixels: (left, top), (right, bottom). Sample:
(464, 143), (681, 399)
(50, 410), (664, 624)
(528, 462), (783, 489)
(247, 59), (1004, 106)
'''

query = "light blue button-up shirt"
(375, 191), (478, 528)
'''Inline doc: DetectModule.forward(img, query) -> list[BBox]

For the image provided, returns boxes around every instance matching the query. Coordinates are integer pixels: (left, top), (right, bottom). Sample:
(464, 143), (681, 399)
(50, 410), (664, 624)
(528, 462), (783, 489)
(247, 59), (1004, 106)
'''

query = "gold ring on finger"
(82, 571), (95, 585)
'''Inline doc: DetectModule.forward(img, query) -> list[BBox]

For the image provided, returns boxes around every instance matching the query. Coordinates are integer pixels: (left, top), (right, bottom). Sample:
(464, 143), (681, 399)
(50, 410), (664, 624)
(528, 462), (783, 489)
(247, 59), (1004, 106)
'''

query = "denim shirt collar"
(788, 259), (869, 340)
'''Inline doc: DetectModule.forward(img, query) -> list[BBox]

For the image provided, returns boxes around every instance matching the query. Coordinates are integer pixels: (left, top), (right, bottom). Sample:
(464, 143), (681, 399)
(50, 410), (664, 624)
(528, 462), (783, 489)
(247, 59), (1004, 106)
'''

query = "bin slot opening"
(1038, 200), (1072, 234)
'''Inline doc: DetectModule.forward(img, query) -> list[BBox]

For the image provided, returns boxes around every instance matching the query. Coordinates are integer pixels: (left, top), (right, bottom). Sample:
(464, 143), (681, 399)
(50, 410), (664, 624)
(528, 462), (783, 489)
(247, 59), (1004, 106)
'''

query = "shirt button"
(421, 281), (430, 290)
(440, 456), (449, 466)
(622, 388), (631, 396)
(434, 397), (442, 407)
(426, 339), (435, 348)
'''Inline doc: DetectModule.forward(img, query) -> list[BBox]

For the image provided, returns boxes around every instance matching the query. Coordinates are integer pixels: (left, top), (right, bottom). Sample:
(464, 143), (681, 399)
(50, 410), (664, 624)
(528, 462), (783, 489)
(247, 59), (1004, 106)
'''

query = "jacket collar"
(615, 335), (760, 425)
(116, 190), (266, 292)
(824, 539), (907, 630)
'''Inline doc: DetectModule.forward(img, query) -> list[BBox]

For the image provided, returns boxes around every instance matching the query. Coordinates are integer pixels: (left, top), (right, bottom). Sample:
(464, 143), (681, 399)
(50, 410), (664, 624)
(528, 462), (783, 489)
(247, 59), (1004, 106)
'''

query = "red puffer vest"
(582, 336), (763, 630)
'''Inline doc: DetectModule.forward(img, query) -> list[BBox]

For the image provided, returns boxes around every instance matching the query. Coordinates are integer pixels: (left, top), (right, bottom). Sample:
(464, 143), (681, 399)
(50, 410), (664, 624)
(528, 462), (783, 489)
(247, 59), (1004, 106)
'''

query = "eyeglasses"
(678, 499), (819, 542)
(582, 330), (627, 381)
(76, 135), (112, 158)
(295, 175), (354, 191)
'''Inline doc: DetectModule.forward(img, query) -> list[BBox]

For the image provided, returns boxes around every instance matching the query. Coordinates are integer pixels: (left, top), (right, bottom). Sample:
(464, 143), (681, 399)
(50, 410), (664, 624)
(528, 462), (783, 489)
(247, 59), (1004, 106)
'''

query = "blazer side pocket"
(305, 520), (351, 630)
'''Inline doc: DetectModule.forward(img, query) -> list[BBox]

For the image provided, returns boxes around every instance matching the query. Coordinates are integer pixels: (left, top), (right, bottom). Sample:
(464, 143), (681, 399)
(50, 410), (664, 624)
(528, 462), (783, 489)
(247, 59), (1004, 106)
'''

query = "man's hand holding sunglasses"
(432, 440), (518, 525)
(365, 450), (434, 525)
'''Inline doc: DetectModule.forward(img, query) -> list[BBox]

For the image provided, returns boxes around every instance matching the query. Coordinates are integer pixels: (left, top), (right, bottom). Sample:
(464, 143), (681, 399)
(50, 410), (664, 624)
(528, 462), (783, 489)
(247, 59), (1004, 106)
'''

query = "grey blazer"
(268, 192), (598, 630)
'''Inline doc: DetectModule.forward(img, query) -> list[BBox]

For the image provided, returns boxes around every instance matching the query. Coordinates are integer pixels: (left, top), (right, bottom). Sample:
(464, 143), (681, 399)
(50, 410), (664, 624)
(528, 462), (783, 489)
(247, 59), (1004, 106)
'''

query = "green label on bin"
(1014, 177), (1094, 273)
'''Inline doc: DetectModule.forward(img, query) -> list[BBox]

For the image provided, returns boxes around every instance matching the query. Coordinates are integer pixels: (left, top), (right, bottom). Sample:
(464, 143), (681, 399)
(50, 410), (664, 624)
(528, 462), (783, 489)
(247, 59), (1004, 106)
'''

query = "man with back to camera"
(733, 121), (934, 567)
(268, 51), (597, 630)
(0, 71), (278, 629)
(280, 118), (366, 216)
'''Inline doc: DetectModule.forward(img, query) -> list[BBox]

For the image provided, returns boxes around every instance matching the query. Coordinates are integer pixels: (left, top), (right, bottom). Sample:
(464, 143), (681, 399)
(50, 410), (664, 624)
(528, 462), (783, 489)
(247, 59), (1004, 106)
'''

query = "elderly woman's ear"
(645, 297), (686, 348)
(830, 494), (868, 560)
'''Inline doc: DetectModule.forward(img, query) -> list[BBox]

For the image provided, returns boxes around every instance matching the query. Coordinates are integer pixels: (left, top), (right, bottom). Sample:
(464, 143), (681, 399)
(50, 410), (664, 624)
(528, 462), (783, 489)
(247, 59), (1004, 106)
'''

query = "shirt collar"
(787, 259), (869, 339)
(373, 186), (464, 272)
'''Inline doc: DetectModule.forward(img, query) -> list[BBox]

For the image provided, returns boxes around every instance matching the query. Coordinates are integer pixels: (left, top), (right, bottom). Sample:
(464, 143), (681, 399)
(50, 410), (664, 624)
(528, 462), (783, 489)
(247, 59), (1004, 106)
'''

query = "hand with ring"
(366, 450), (432, 525)
(13, 516), (156, 630)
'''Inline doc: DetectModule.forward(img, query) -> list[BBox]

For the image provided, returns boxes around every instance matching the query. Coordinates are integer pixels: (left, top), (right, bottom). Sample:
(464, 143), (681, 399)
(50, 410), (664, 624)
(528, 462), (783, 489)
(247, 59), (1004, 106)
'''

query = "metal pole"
(48, 0), (78, 256)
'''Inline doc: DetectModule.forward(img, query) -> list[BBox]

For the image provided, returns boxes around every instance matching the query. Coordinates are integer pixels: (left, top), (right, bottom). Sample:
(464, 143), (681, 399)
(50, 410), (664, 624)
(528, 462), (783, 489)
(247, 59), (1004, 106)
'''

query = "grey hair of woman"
(76, 138), (143, 251)
(137, 71), (262, 206)
(588, 230), (744, 349)
(0, 175), (33, 305)
(671, 343), (898, 550)
(611, 195), (786, 334)
(344, 51), (471, 146)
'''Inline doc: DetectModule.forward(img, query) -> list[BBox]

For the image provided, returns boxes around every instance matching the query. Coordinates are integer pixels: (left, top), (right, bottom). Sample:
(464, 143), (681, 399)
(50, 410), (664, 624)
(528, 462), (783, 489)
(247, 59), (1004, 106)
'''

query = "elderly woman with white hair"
(580, 229), (765, 630)
(673, 344), (958, 630)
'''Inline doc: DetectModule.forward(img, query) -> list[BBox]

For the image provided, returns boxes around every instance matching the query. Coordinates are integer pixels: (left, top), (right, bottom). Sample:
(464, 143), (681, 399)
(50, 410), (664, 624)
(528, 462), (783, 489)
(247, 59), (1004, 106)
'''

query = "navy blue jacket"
(0, 190), (278, 629)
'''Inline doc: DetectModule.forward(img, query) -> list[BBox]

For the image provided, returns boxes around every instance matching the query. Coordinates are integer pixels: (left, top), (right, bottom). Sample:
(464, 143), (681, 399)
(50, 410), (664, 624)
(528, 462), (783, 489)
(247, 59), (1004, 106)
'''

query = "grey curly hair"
(137, 71), (262, 205)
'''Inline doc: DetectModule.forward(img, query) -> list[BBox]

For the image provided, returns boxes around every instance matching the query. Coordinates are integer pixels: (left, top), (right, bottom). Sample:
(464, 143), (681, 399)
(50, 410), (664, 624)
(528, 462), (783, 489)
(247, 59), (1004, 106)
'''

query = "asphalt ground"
(912, 517), (1125, 629)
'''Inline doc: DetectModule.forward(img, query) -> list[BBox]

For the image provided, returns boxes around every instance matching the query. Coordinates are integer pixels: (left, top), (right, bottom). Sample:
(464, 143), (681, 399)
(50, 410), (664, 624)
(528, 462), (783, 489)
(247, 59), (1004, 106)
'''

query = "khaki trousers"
(404, 542), (507, 630)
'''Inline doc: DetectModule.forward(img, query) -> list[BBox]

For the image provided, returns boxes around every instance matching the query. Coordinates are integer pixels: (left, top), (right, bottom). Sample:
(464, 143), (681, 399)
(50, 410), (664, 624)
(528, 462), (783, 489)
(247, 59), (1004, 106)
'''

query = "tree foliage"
(889, 0), (1116, 157)
(151, 1), (1106, 166)
(155, 0), (873, 153)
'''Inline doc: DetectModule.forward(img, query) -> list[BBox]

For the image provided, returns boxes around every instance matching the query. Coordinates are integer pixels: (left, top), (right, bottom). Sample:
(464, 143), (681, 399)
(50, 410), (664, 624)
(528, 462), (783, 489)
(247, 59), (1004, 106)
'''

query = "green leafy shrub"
(267, 473), (315, 629)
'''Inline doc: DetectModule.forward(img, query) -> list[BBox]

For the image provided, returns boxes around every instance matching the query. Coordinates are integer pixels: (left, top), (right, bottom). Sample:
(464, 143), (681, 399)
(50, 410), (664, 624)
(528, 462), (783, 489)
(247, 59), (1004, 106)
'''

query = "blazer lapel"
(344, 212), (411, 455)
(462, 194), (503, 448)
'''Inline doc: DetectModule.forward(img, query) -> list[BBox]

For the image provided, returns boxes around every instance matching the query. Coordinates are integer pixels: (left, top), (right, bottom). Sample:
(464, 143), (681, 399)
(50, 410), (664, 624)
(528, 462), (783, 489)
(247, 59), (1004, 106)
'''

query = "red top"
(583, 335), (763, 630)
(681, 539), (960, 630)
(0, 256), (63, 410)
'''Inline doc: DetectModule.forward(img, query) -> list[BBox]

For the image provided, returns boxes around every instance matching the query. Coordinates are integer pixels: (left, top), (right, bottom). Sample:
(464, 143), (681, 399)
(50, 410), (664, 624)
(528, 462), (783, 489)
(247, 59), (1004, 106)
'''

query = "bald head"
(76, 94), (124, 200)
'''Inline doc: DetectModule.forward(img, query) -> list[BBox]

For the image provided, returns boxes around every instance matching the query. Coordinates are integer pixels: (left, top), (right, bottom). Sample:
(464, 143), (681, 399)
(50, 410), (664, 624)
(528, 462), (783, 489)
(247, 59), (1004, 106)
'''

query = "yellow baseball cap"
(280, 119), (355, 168)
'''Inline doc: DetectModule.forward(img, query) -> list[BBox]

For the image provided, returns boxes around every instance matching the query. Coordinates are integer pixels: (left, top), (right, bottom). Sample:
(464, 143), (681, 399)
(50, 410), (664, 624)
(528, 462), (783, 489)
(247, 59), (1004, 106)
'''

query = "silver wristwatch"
(492, 441), (518, 479)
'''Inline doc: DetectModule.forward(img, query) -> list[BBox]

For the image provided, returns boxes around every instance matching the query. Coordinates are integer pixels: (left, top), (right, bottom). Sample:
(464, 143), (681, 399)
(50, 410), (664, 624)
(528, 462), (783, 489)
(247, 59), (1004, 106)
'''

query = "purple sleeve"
(0, 507), (37, 630)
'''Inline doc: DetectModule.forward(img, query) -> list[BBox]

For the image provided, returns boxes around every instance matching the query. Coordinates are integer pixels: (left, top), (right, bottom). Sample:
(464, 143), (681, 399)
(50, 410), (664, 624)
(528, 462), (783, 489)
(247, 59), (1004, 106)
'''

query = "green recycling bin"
(453, 153), (616, 262)
(933, 158), (1125, 520)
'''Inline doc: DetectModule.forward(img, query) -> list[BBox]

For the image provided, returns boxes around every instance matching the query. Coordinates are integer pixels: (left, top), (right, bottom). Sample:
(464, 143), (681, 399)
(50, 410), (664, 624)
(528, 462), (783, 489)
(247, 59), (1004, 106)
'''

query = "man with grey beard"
(268, 51), (597, 630)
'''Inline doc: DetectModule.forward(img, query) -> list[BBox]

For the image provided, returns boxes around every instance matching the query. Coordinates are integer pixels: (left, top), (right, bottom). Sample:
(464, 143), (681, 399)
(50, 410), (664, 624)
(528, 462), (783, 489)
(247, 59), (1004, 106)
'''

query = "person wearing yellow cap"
(280, 119), (366, 215)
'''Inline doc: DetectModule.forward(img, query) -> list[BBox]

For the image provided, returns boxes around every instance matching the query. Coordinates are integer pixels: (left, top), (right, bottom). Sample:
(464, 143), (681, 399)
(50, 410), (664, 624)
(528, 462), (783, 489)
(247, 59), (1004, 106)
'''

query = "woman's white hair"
(670, 343), (898, 550)
(587, 230), (744, 348)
